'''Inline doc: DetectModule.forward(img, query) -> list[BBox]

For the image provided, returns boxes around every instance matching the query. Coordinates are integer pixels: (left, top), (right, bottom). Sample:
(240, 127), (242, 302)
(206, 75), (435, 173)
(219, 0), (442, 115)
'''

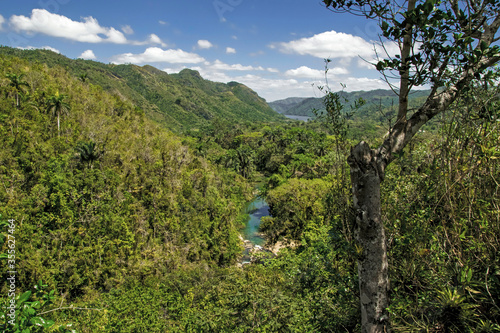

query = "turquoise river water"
(241, 197), (269, 246)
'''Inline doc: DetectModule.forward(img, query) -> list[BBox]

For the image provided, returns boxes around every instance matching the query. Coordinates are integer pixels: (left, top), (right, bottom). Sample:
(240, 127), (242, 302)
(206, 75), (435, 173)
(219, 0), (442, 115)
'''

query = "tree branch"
(38, 306), (103, 316)
(397, 0), (417, 123)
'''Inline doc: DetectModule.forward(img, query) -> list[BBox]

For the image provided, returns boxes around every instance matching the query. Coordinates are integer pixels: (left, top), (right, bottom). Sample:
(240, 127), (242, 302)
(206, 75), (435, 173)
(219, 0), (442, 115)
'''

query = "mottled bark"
(348, 142), (389, 333)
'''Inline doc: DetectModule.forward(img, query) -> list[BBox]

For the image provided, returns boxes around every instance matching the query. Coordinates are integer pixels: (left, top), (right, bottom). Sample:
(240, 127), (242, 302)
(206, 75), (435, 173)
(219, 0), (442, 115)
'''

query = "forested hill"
(0, 46), (283, 131)
(269, 89), (431, 118)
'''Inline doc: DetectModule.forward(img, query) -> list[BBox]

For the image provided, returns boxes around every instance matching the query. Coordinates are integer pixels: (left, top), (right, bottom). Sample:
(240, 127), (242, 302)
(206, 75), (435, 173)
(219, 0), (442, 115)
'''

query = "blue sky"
(0, 0), (395, 101)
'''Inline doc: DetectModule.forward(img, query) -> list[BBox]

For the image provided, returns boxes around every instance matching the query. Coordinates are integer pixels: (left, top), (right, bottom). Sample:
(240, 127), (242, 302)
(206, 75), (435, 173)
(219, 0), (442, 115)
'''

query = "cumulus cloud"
(272, 30), (399, 64)
(272, 30), (372, 58)
(197, 39), (213, 49)
(145, 34), (167, 47)
(285, 66), (324, 78)
(226, 47), (236, 54)
(110, 47), (205, 64)
(79, 49), (96, 60)
(9, 9), (128, 44)
(0, 15), (5, 31)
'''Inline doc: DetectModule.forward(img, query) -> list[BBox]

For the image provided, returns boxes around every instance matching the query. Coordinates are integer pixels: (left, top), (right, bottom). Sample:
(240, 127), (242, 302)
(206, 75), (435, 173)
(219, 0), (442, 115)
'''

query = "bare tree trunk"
(348, 142), (389, 333)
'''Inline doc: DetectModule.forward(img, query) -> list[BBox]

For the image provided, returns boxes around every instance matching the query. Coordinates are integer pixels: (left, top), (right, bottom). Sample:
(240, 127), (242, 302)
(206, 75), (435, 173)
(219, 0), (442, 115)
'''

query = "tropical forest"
(1, 1), (500, 332)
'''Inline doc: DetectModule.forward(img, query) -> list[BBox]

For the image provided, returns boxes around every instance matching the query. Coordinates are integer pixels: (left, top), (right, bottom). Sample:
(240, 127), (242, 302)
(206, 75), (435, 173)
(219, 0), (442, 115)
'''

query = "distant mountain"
(0, 46), (283, 131)
(270, 89), (431, 119)
(268, 97), (312, 114)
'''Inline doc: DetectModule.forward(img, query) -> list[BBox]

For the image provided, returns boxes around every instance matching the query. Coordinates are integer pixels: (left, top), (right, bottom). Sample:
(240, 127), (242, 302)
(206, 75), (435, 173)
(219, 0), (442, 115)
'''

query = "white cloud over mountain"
(79, 49), (96, 60)
(285, 65), (348, 78)
(18, 45), (60, 53)
(111, 47), (205, 64)
(210, 59), (264, 71)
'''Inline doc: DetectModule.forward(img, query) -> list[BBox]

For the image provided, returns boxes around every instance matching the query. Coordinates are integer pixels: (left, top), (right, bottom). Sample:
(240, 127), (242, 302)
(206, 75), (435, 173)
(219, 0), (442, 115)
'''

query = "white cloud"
(110, 47), (205, 64)
(145, 34), (167, 47)
(17, 45), (60, 53)
(10, 9), (128, 44)
(159, 20), (168, 26)
(285, 66), (324, 78)
(337, 77), (388, 92)
(121, 25), (134, 35)
(273, 30), (399, 64)
(226, 47), (236, 54)
(209, 59), (264, 72)
(162, 65), (188, 74)
(0, 15), (5, 31)
(285, 65), (348, 79)
(79, 49), (96, 60)
(197, 39), (213, 49)
(273, 30), (374, 59)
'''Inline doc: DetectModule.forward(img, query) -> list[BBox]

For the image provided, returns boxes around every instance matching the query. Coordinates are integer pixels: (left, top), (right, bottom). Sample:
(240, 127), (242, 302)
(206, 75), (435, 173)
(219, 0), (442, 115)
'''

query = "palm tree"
(76, 141), (102, 168)
(46, 91), (71, 136)
(79, 73), (88, 83)
(6, 73), (30, 108)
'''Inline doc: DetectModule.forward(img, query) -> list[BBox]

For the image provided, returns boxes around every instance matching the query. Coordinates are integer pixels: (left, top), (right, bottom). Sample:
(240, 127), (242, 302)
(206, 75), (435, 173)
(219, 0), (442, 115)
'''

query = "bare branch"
(38, 306), (103, 316)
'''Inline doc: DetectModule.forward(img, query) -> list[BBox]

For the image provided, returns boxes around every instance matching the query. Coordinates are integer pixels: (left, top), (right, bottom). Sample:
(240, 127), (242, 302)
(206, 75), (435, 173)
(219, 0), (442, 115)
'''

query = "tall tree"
(5, 73), (29, 108)
(46, 91), (71, 137)
(321, 1), (500, 332)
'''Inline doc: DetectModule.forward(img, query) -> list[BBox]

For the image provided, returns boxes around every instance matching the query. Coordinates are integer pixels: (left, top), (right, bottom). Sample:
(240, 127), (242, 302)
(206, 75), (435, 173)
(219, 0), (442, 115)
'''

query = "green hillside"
(1, 47), (499, 333)
(270, 89), (431, 119)
(0, 46), (283, 131)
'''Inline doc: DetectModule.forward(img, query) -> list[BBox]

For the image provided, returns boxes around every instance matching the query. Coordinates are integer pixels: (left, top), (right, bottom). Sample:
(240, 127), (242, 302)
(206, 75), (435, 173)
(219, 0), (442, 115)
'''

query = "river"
(284, 114), (311, 121)
(241, 196), (269, 246)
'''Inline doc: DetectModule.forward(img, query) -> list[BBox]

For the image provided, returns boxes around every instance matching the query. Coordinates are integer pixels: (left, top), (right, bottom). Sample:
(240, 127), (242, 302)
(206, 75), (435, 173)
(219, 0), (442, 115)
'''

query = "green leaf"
(480, 40), (488, 51)
(17, 291), (31, 304)
(381, 21), (389, 31)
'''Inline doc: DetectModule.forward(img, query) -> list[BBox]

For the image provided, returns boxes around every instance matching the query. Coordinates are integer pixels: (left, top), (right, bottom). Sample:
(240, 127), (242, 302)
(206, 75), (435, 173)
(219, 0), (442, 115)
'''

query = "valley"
(0, 44), (499, 332)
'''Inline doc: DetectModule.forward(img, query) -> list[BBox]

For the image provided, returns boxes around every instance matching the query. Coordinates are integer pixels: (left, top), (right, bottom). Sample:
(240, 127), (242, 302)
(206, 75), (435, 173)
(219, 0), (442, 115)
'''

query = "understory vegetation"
(0, 50), (499, 332)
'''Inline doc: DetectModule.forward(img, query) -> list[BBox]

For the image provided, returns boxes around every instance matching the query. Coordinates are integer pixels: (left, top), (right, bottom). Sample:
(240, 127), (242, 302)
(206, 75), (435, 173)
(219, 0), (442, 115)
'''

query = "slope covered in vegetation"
(0, 48), (499, 332)
(0, 53), (259, 329)
(0, 46), (283, 131)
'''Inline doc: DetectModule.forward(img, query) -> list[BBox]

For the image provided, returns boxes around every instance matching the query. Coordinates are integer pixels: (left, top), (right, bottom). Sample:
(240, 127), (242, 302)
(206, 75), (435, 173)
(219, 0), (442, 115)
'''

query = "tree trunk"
(348, 142), (389, 333)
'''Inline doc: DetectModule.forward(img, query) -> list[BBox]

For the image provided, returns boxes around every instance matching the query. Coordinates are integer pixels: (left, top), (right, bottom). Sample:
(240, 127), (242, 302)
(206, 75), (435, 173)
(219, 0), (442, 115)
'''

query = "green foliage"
(261, 178), (331, 243)
(382, 84), (500, 331)
(0, 281), (75, 333)
(0, 53), (252, 306)
(0, 40), (499, 333)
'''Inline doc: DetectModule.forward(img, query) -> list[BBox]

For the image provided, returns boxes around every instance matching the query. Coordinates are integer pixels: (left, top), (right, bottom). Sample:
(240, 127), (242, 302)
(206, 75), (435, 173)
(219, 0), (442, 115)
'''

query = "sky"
(0, 0), (397, 102)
